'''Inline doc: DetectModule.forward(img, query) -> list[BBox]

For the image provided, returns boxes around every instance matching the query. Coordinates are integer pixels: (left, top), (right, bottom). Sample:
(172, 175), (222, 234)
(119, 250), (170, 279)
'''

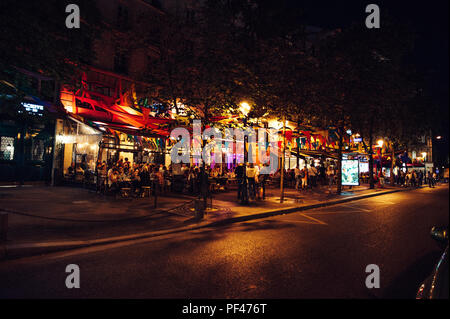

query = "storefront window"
(0, 136), (15, 161)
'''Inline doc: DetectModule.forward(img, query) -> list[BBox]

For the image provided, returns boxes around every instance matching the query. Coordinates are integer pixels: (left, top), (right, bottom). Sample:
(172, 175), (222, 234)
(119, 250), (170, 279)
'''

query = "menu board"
(342, 159), (360, 186)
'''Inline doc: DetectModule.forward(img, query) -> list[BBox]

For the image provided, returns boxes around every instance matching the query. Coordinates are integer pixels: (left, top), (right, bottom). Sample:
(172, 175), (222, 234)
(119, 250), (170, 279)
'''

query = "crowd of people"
(391, 167), (439, 188)
(92, 156), (440, 199)
(96, 159), (248, 197)
(96, 158), (171, 197)
(93, 157), (336, 199)
(360, 167), (440, 188)
(234, 161), (339, 202)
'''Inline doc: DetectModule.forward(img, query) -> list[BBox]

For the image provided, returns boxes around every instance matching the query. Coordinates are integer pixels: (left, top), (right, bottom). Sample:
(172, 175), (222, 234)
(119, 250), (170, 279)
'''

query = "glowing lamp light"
(436, 136), (442, 140)
(240, 102), (251, 116)
(377, 140), (384, 148)
(61, 100), (74, 113)
(421, 152), (427, 159)
(268, 119), (283, 130)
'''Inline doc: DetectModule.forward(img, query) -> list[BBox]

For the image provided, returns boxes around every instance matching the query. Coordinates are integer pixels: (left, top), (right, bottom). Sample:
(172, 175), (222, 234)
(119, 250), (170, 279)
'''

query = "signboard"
(342, 159), (360, 186)
(359, 161), (369, 173)
(20, 102), (44, 116)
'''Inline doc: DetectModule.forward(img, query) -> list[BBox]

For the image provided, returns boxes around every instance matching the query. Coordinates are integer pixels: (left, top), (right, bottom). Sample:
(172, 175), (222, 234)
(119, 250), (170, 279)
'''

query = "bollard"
(194, 199), (204, 219)
(0, 213), (8, 242)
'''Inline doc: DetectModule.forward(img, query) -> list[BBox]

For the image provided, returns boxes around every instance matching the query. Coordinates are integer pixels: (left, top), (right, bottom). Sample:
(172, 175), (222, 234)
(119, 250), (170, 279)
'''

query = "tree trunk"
(390, 143), (395, 186)
(337, 127), (343, 195)
(202, 104), (209, 207)
(405, 147), (409, 173)
(16, 126), (26, 185)
(368, 122), (375, 189)
(280, 116), (286, 203)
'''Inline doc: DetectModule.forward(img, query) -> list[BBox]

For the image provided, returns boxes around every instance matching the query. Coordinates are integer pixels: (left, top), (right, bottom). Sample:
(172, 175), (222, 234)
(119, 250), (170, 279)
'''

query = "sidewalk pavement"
(0, 182), (434, 259)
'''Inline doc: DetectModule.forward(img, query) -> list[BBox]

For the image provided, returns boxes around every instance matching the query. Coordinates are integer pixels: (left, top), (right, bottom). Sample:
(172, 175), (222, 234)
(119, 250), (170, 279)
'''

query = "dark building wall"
(0, 120), (55, 183)
(91, 0), (164, 78)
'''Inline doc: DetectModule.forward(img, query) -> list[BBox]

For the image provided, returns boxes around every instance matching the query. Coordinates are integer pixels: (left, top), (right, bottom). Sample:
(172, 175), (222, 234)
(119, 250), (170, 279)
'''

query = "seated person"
(131, 169), (142, 194)
(139, 165), (151, 187)
(67, 163), (75, 177)
(75, 165), (85, 178)
(108, 169), (119, 193)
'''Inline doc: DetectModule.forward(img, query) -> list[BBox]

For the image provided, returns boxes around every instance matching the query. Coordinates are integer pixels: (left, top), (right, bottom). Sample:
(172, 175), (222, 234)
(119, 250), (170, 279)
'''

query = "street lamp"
(240, 102), (251, 117)
(377, 139), (384, 148)
(268, 119), (283, 130)
(239, 101), (252, 204)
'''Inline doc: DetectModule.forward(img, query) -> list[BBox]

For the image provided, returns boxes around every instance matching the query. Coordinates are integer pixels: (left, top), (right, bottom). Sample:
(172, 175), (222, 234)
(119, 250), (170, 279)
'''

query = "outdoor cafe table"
(209, 176), (229, 192)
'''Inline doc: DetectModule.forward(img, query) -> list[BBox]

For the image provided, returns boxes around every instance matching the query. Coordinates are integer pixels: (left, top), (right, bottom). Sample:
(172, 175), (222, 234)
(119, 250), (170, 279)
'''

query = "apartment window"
(117, 5), (129, 30)
(186, 9), (196, 23)
(114, 48), (129, 75)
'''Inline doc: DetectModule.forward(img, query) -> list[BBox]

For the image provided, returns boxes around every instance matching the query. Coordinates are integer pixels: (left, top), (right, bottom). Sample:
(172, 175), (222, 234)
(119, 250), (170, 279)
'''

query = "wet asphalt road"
(0, 185), (448, 299)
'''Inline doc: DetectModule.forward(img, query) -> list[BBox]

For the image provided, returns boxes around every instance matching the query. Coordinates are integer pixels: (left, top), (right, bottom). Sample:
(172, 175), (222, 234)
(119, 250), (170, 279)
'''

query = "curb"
(206, 188), (407, 227)
(0, 187), (418, 260)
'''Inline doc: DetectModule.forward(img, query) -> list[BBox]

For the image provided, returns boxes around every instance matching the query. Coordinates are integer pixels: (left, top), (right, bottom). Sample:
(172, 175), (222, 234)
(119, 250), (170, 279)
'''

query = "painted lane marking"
(298, 213), (328, 225)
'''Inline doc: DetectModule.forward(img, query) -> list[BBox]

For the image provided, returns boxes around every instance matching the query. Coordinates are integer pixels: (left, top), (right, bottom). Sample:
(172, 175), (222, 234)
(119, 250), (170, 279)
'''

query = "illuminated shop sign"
(20, 102), (44, 116)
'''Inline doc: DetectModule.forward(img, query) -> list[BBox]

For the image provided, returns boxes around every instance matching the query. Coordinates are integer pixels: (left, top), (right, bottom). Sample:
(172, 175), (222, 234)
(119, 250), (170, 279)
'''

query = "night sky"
(299, 0), (448, 79)
(297, 0), (449, 140)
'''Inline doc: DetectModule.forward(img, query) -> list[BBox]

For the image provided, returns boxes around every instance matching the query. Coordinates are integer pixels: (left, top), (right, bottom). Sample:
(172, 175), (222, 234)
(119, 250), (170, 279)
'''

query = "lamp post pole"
(242, 116), (248, 204)
(239, 102), (251, 205)
(390, 141), (395, 186)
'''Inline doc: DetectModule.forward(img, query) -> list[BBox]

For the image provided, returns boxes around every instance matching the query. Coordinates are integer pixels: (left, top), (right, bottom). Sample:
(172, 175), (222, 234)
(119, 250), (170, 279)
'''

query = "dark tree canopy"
(0, 0), (101, 82)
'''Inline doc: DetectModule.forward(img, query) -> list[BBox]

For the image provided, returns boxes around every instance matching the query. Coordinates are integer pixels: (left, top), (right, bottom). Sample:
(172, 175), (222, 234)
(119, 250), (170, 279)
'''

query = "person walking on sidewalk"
(308, 164), (317, 188)
(301, 166), (308, 190)
(418, 170), (423, 186)
(246, 163), (257, 200)
(428, 171), (434, 188)
(258, 165), (268, 199)
(295, 166), (302, 191)
(326, 165), (334, 192)
(235, 163), (245, 200)
(378, 169), (385, 186)
(393, 166), (399, 185)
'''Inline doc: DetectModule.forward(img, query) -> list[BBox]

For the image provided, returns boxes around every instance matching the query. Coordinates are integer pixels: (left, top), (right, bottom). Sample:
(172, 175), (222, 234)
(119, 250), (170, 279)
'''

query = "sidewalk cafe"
(55, 68), (376, 199)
